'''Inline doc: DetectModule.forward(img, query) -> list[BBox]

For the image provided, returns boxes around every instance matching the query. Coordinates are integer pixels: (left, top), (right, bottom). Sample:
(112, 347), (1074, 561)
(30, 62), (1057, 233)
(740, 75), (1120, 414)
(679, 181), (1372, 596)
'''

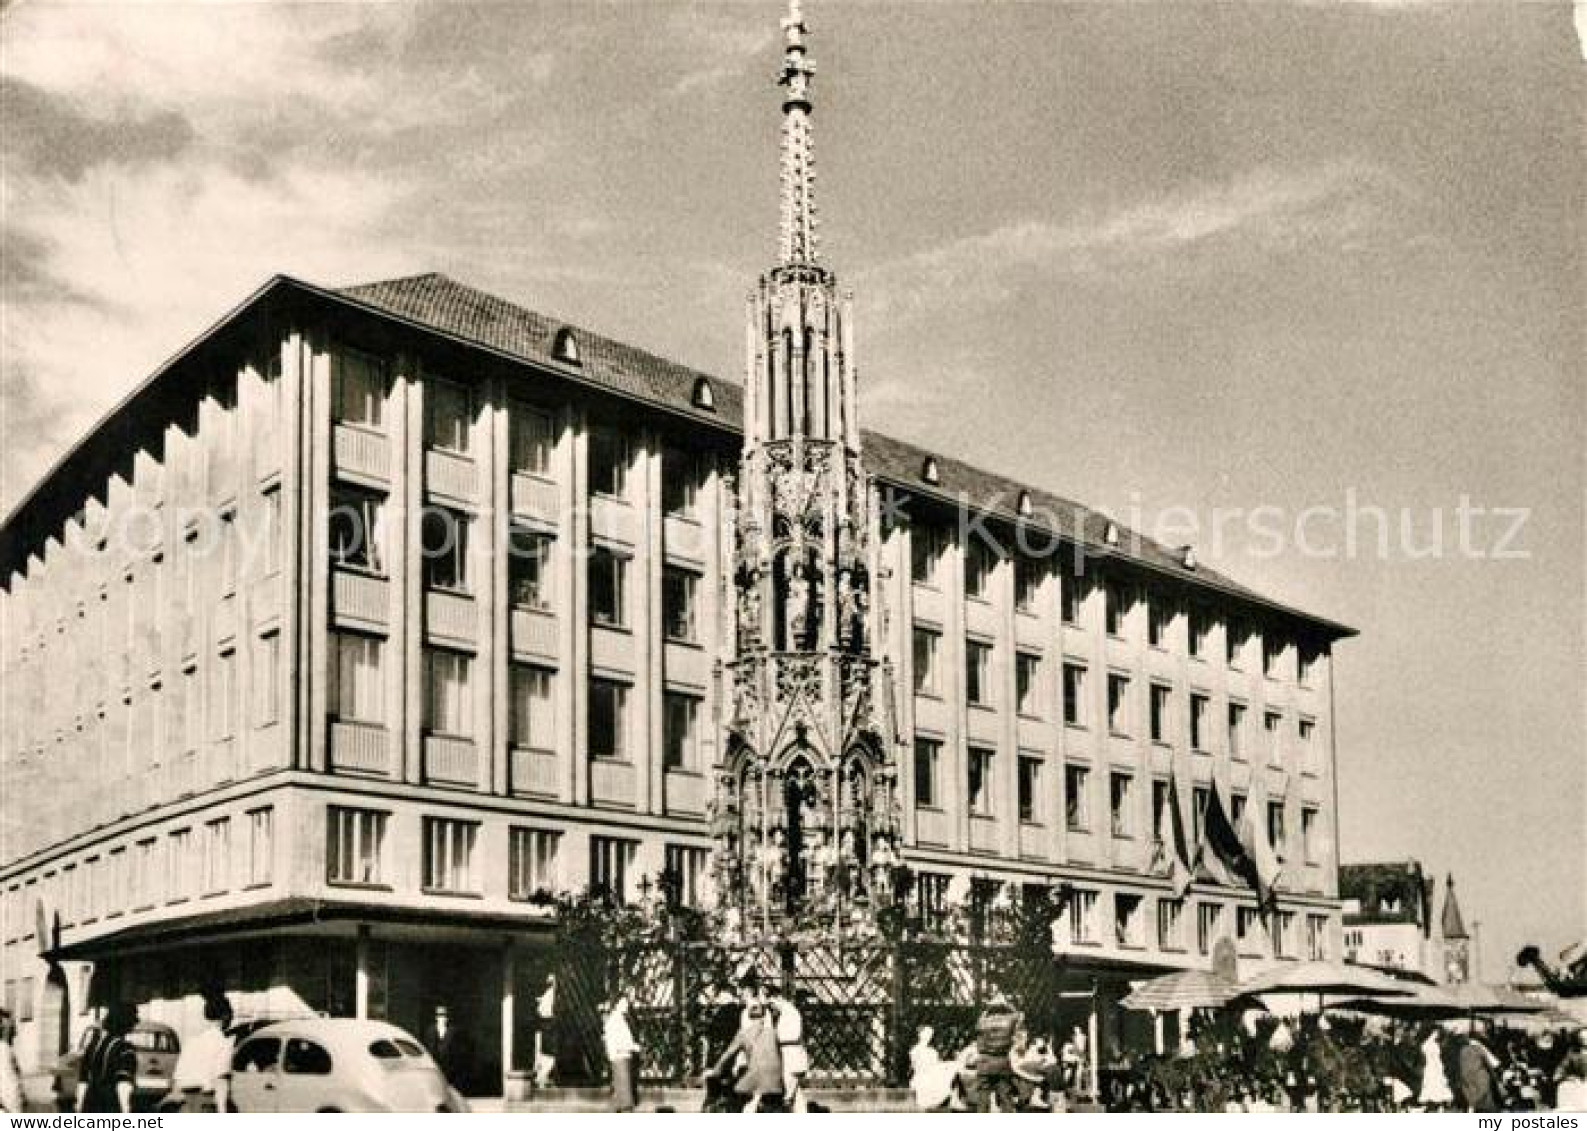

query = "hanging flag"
(1201, 784), (1257, 891)
(1165, 767), (1196, 898)
(1236, 796), (1284, 912)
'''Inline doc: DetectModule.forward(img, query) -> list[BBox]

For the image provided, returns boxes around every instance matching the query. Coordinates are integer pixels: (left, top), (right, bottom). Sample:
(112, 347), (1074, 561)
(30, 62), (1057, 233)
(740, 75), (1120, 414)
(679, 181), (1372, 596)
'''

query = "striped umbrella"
(1121, 969), (1250, 1012)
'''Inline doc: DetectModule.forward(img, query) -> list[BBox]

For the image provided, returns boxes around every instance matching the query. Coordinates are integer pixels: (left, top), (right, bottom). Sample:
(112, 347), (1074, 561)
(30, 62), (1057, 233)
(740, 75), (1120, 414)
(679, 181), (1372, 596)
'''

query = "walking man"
(76, 1002), (137, 1113)
(603, 995), (640, 1112)
(768, 987), (809, 1113)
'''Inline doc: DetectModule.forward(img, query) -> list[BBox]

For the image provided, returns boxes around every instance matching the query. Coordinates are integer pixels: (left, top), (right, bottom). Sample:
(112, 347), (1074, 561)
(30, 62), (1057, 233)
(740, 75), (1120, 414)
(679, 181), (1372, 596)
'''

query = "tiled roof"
(334, 272), (1351, 635)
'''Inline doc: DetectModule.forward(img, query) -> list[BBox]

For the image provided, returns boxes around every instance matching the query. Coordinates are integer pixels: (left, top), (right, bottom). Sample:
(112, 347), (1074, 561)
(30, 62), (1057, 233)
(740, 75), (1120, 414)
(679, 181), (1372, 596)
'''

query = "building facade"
(1340, 862), (1471, 984)
(0, 1), (1352, 1090)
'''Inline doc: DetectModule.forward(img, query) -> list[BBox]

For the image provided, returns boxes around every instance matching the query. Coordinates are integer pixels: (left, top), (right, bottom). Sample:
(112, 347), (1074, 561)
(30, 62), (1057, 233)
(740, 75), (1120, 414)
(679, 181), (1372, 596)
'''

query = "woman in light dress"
(1419, 1026), (1455, 1110)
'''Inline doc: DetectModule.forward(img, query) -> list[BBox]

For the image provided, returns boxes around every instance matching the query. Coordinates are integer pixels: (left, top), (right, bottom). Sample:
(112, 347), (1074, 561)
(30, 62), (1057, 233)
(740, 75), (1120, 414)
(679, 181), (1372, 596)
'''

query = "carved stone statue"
(785, 560), (812, 649)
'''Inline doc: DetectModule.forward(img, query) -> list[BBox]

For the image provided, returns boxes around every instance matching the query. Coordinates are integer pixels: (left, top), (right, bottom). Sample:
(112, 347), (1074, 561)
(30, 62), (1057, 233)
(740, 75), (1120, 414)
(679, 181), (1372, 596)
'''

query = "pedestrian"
(423, 1004), (473, 1095)
(1552, 1030), (1587, 1113)
(603, 995), (640, 1113)
(76, 1002), (138, 1113)
(1459, 1021), (1501, 1113)
(172, 992), (235, 1112)
(534, 976), (557, 1089)
(909, 1026), (958, 1112)
(767, 987), (809, 1113)
(0, 1008), (24, 1114)
(709, 999), (783, 1112)
(970, 991), (1020, 1112)
(1417, 1025), (1453, 1110)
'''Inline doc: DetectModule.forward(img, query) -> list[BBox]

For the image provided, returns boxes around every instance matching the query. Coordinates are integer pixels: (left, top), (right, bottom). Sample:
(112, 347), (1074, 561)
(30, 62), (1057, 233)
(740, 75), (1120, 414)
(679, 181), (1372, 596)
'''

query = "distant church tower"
(1439, 874), (1471, 984)
(710, 0), (902, 939)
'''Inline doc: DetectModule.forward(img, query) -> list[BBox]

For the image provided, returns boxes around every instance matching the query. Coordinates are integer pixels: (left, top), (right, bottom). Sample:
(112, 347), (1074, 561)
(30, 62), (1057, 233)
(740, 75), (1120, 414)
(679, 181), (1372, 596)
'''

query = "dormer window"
(1103, 521), (1120, 546)
(921, 456), (940, 485)
(1017, 491), (1033, 518)
(552, 327), (581, 366)
(691, 377), (716, 411)
(1181, 545), (1197, 570)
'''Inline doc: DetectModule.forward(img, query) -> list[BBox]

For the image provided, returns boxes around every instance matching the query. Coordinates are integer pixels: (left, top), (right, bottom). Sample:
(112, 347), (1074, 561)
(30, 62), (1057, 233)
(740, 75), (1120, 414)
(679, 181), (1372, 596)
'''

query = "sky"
(2, 1), (1582, 980)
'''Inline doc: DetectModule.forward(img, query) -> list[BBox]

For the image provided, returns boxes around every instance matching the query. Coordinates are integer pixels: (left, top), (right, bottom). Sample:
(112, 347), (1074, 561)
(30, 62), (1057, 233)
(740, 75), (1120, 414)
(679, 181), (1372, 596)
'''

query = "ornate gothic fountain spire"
(778, 0), (820, 267)
(710, 0), (902, 941)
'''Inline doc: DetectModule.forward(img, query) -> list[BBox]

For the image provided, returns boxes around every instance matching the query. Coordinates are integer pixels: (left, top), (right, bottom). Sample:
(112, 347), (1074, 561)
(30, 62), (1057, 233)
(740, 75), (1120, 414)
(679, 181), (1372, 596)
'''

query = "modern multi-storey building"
(0, 0), (1352, 1092)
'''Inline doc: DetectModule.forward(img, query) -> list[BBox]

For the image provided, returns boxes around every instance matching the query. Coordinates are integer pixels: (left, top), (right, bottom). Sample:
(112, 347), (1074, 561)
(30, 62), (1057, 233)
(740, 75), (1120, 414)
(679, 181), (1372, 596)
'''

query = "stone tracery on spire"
(778, 0), (820, 266)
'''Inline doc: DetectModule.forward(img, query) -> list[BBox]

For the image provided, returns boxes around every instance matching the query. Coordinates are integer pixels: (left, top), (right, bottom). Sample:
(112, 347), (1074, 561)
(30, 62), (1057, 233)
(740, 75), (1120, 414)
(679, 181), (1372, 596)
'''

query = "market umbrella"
(1238, 960), (1417, 998)
(1330, 984), (1467, 1019)
(1121, 969), (1252, 1012)
(1444, 983), (1547, 1015)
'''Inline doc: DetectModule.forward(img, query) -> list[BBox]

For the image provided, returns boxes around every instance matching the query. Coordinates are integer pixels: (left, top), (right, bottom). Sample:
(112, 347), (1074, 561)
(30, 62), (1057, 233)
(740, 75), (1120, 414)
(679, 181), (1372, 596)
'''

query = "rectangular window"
(1298, 717), (1316, 757)
(1157, 897), (1185, 950)
(1189, 610), (1211, 659)
(1104, 581), (1127, 637)
(662, 565), (699, 642)
(329, 486), (386, 574)
(253, 631), (280, 728)
(1149, 684), (1171, 743)
(1070, 889), (1099, 945)
(423, 648), (473, 738)
(1306, 914), (1328, 961)
(588, 545), (628, 628)
(1065, 764), (1090, 832)
(662, 691), (700, 770)
(510, 402), (556, 477)
(1226, 621), (1246, 668)
(915, 872), (948, 932)
(964, 538), (995, 601)
(1110, 772), (1134, 838)
(168, 828), (192, 901)
(1236, 906), (1261, 951)
(508, 827), (560, 900)
(1015, 652), (1041, 716)
(588, 425), (628, 499)
(134, 838), (158, 908)
(422, 817), (479, 893)
(246, 807), (273, 886)
(912, 627), (941, 695)
(661, 446), (701, 518)
(1268, 801), (1287, 858)
(333, 350), (387, 428)
(1148, 598), (1171, 648)
(1299, 645), (1321, 687)
(965, 640), (993, 707)
(910, 524), (944, 587)
(202, 817), (230, 895)
(967, 746), (996, 818)
(1107, 672), (1131, 735)
(1232, 791), (1248, 826)
(1060, 567), (1085, 626)
(1014, 558), (1042, 612)
(508, 526), (553, 610)
(1275, 910), (1297, 958)
(1115, 893), (1144, 948)
(1062, 663), (1086, 726)
(1197, 902), (1223, 956)
(1018, 756), (1042, 824)
(1302, 806), (1320, 864)
(213, 647), (238, 740)
(420, 506), (469, 592)
(1263, 635), (1284, 678)
(261, 486), (282, 576)
(664, 844), (710, 909)
(330, 632), (384, 725)
(913, 738), (941, 808)
(425, 379), (472, 453)
(1227, 702), (1247, 759)
(1264, 710), (1284, 763)
(509, 665), (556, 750)
(590, 835), (638, 903)
(589, 677), (629, 760)
(1189, 693), (1210, 751)
(1192, 786), (1211, 845)
(327, 806), (387, 885)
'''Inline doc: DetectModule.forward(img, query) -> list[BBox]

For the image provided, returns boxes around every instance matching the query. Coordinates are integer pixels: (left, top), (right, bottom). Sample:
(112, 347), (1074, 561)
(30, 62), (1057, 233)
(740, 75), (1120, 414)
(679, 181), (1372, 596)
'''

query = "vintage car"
(53, 1021), (181, 1111)
(228, 1018), (468, 1113)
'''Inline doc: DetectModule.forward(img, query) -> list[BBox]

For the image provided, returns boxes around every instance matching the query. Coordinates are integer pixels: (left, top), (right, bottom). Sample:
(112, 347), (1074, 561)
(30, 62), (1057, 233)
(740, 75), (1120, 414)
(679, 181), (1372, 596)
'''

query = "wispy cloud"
(860, 161), (1420, 320)
(664, 9), (777, 96)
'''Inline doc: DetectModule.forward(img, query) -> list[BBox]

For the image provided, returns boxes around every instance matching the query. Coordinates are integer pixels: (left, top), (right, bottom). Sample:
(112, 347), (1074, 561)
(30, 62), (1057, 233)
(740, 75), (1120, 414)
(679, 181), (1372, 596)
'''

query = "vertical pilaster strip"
(304, 331), (332, 775)
(401, 357), (424, 786)
(489, 375), (511, 796)
(567, 406), (589, 807)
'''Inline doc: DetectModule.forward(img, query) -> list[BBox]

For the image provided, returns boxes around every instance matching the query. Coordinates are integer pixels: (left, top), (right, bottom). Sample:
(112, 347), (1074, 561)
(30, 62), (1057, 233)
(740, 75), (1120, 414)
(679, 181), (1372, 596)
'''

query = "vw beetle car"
(228, 1017), (468, 1113)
